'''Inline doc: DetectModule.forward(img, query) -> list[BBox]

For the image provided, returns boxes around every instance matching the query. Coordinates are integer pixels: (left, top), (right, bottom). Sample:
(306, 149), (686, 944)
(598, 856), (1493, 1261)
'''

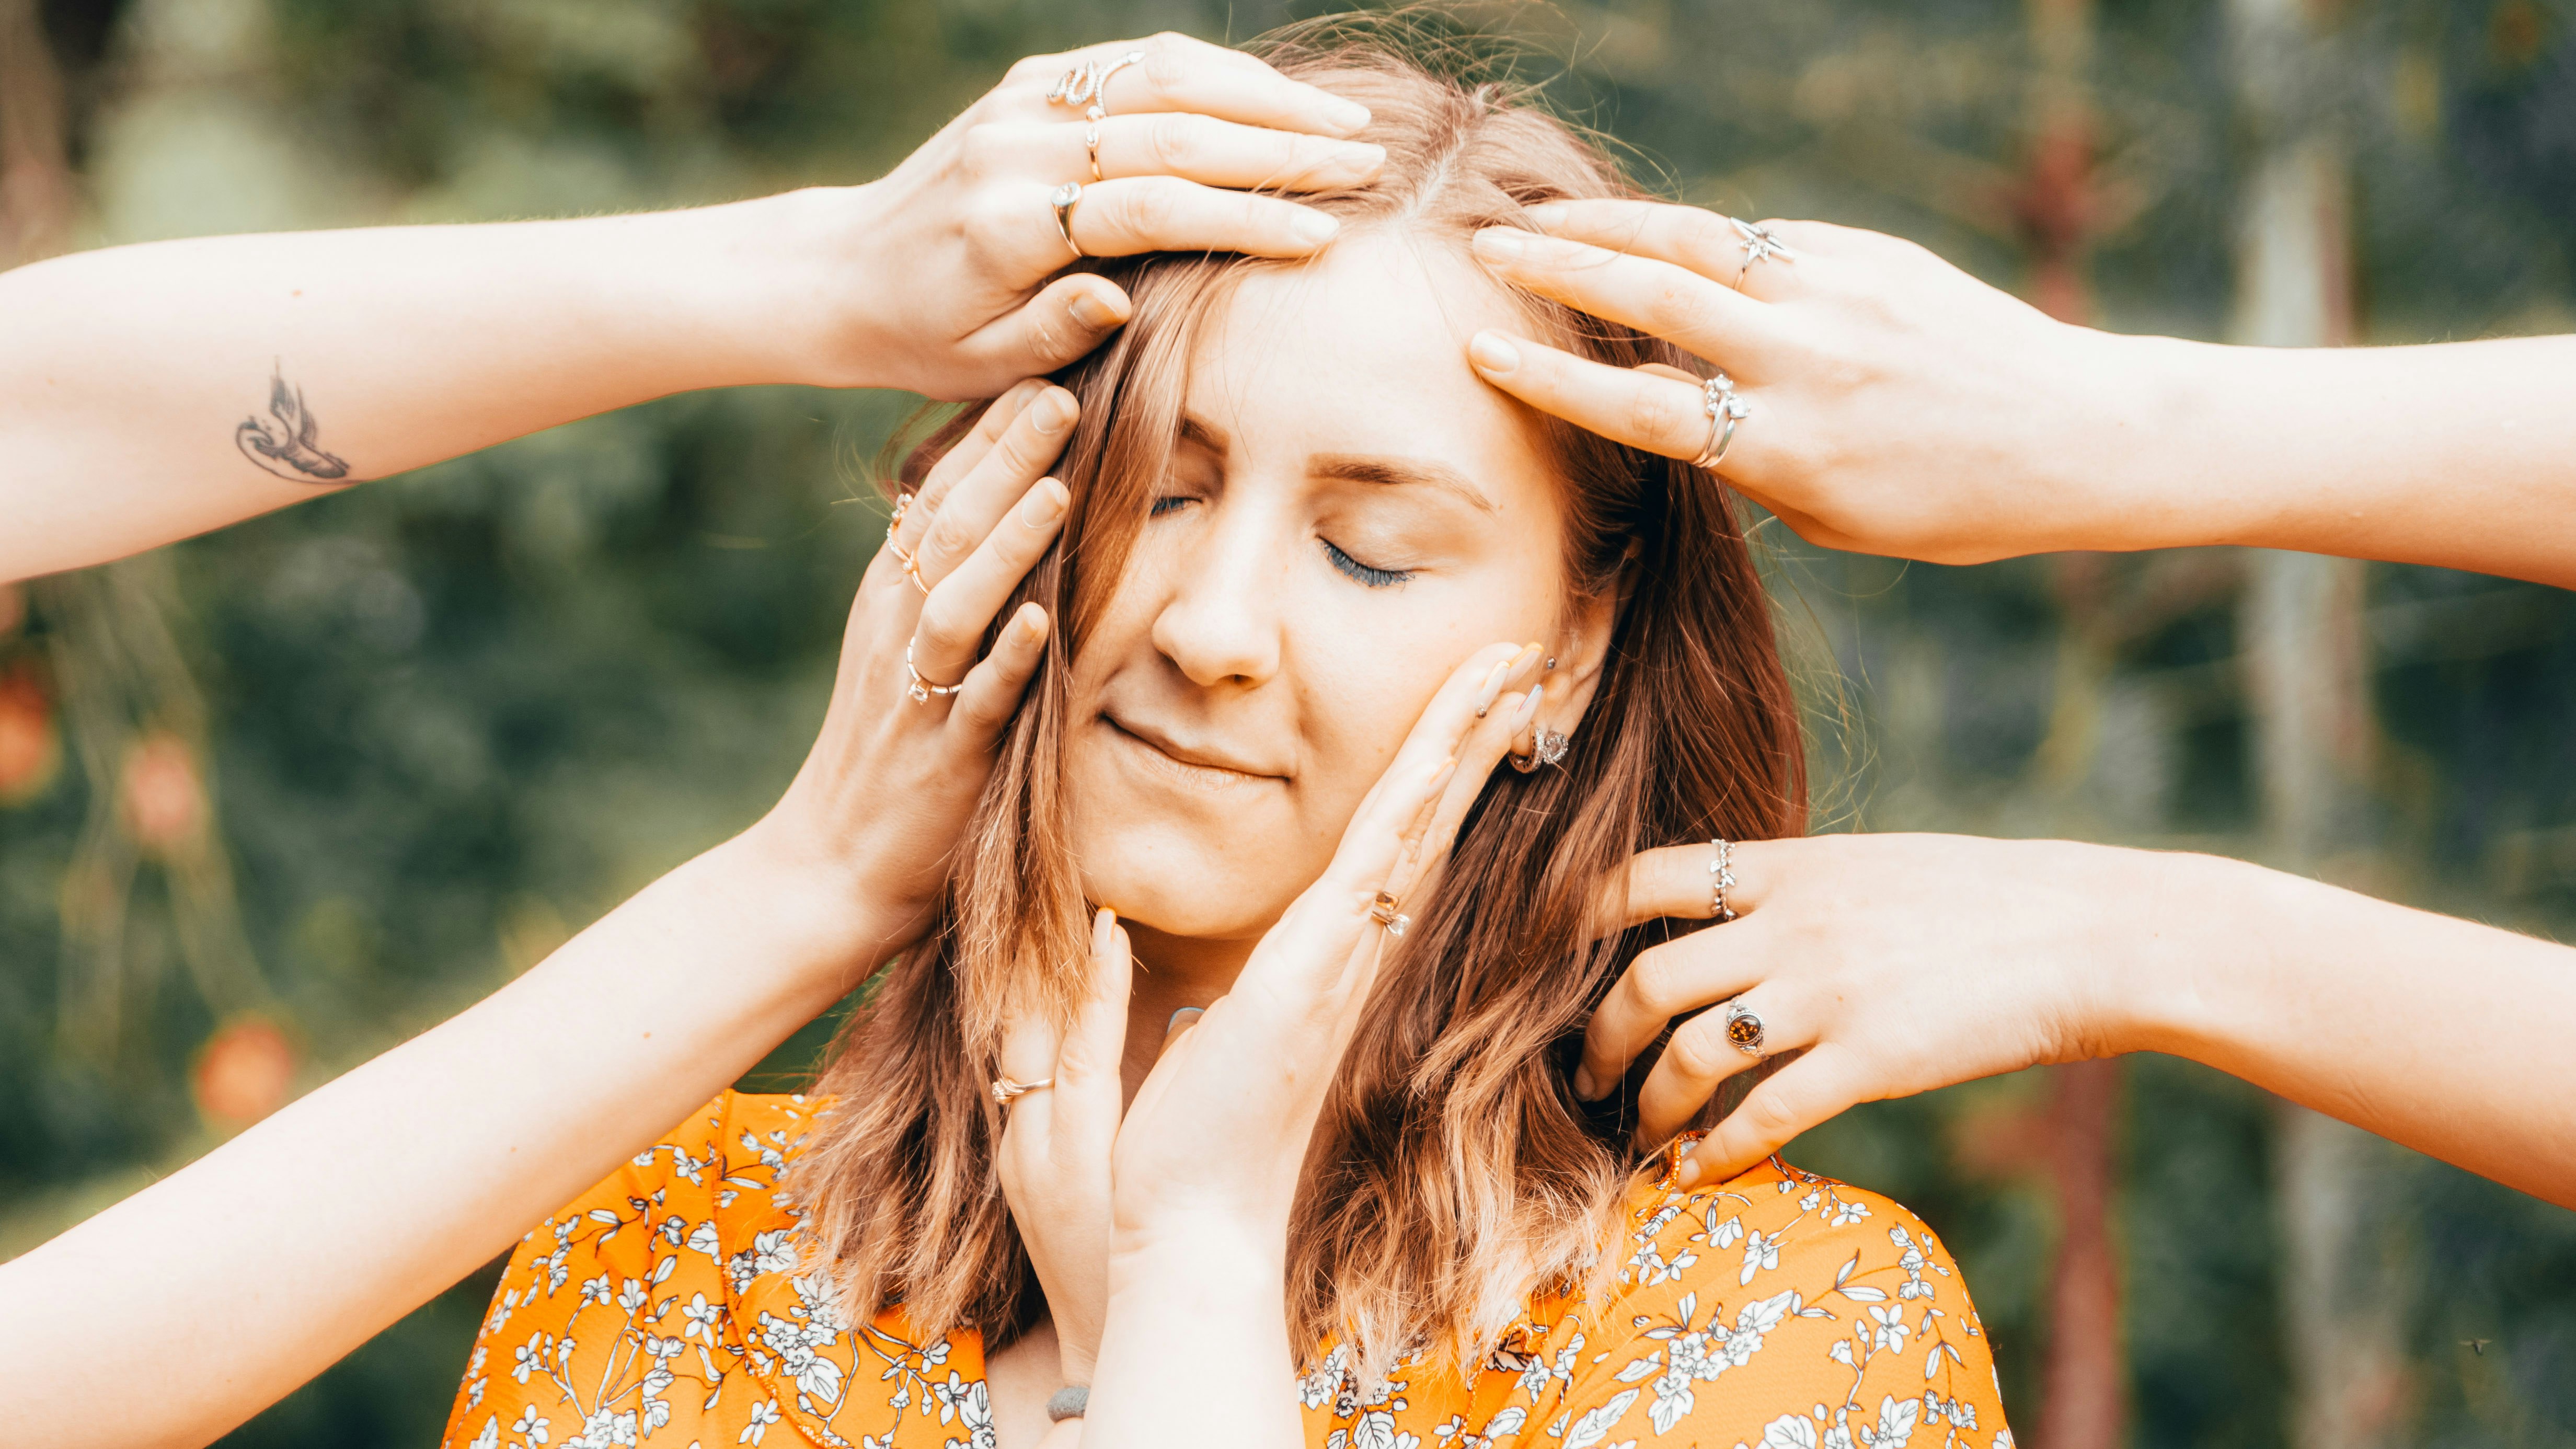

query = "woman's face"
(1062, 231), (1579, 955)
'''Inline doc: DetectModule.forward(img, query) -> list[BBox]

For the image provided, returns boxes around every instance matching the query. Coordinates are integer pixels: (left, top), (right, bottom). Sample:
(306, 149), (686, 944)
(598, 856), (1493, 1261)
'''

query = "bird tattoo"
(237, 367), (352, 482)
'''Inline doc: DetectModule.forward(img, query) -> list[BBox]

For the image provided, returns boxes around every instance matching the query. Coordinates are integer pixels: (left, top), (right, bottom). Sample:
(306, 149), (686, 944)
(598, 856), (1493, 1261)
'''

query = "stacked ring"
(992, 1076), (1053, 1107)
(1693, 372), (1750, 471)
(1708, 837), (1738, 923)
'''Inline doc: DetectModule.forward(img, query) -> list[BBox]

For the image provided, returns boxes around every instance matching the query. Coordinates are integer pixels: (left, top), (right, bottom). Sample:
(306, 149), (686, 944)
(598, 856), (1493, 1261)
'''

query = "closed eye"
(1322, 538), (1412, 589)
(1149, 495), (1194, 518)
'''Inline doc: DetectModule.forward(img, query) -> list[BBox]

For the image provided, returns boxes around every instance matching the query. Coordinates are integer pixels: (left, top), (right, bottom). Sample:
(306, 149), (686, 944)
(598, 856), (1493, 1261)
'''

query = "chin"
(1070, 820), (1293, 941)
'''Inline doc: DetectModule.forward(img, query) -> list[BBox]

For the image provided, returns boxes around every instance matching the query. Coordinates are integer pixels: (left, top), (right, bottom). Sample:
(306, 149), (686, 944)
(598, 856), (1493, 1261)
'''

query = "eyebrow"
(1308, 454), (1500, 514)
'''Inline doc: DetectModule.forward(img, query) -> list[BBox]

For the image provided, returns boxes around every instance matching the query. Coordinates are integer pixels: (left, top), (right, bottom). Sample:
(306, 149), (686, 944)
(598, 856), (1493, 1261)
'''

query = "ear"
(1539, 553), (1633, 740)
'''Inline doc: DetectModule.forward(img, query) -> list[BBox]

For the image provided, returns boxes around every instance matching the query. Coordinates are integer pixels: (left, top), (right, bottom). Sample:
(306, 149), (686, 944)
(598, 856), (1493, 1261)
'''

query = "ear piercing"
(1509, 726), (1570, 774)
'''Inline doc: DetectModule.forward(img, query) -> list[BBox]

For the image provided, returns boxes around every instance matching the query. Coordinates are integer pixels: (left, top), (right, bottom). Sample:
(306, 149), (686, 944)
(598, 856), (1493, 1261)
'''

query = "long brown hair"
(787, 22), (1805, 1380)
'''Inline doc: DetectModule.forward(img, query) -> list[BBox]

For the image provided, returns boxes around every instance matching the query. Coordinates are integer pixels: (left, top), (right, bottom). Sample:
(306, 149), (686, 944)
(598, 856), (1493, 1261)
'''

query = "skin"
(0, 33), (1384, 584)
(1456, 197), (2576, 1206)
(0, 34), (1391, 1445)
(987, 231), (1627, 1446)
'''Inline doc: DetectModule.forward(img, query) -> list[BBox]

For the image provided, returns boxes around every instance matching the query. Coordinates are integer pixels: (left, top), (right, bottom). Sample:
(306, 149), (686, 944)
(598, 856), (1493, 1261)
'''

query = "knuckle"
(1142, 42), (1190, 93)
(1741, 1086), (1804, 1140)
(1627, 948), (1686, 1018)
(1644, 276), (1699, 333)
(1120, 179), (1180, 238)
(1146, 113), (1203, 172)
(1662, 1017), (1729, 1084)
(1625, 384), (1692, 446)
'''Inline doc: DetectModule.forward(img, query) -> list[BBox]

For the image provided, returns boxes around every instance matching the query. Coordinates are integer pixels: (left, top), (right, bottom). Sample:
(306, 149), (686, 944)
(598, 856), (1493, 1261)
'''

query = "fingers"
(1159, 1006), (1203, 1056)
(959, 275), (1135, 382)
(1631, 971), (1805, 1149)
(899, 382), (1049, 555)
(1066, 112), (1384, 191)
(1591, 839), (1780, 938)
(1470, 226), (1773, 361)
(1058, 908), (1133, 1094)
(1677, 1045), (1867, 1189)
(947, 602), (1052, 749)
(1076, 34), (1374, 138)
(1517, 199), (1754, 285)
(1467, 328), (1739, 468)
(1390, 645), (1544, 903)
(910, 386), (1078, 591)
(1575, 926), (1761, 1103)
(914, 477), (1068, 685)
(1066, 175), (1342, 259)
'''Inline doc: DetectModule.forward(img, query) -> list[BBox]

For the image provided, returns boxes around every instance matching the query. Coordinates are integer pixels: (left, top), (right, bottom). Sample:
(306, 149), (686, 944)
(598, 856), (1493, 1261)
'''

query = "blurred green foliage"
(5, 1), (2575, 1445)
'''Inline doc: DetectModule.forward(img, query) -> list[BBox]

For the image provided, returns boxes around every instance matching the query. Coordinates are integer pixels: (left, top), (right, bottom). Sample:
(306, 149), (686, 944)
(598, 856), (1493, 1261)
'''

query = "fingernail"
(1020, 479), (1067, 529)
(1020, 604), (1049, 639)
(1033, 390), (1076, 435)
(1572, 1066), (1598, 1099)
(1068, 290), (1123, 331)
(1291, 209), (1341, 247)
(1473, 227), (1528, 261)
(1471, 658), (1511, 719)
(1428, 755), (1457, 795)
(1522, 202), (1567, 228)
(1468, 331), (1520, 374)
(1511, 681), (1545, 731)
(1167, 1006), (1204, 1031)
(1323, 98), (1372, 135)
(1331, 142), (1386, 176)
(1675, 1158), (1702, 1190)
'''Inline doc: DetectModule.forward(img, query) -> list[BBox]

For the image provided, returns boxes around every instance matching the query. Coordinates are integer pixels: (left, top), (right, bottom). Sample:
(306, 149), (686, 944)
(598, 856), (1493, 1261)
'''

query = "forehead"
(1184, 231), (1544, 468)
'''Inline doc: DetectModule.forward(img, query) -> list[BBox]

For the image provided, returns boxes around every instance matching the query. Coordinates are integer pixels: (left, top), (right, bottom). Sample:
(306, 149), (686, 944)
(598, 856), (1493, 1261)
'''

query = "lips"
(1101, 711), (1285, 784)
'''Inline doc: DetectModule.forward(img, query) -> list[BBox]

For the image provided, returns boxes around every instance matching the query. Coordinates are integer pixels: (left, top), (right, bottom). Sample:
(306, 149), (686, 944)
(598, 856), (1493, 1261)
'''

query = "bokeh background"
(3, 0), (2573, 1444)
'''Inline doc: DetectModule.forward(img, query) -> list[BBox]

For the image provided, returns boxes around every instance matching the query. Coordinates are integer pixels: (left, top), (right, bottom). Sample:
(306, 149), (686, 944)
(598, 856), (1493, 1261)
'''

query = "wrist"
(734, 183), (902, 392)
(706, 816), (908, 1003)
(2117, 848), (2273, 1062)
(1109, 1212), (1284, 1302)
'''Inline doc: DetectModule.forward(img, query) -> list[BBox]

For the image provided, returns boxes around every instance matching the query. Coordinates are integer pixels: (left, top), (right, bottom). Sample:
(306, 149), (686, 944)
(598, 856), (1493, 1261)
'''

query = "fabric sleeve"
(1543, 1168), (2012, 1449)
(437, 1093), (744, 1449)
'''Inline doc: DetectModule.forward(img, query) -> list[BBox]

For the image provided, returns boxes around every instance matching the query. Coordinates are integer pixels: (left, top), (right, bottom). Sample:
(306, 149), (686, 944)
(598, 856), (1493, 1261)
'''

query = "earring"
(1544, 656), (1557, 671)
(1510, 726), (1571, 773)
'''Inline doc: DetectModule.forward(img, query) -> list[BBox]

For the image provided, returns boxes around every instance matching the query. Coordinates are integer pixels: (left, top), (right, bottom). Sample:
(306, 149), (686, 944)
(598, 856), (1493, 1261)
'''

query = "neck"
(1116, 920), (1258, 1103)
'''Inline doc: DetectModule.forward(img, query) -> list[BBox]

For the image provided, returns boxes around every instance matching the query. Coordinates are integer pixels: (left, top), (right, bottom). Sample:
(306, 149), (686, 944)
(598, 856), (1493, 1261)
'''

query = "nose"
(1148, 499), (1285, 688)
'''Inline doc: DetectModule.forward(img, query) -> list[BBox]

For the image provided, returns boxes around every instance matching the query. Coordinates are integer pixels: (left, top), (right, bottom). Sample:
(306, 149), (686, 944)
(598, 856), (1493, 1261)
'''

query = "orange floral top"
(442, 1092), (2010, 1449)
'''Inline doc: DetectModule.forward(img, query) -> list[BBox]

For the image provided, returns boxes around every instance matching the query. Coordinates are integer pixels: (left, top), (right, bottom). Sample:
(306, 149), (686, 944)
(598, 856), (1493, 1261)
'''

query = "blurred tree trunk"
(2017, 3), (2126, 1445)
(2227, 2), (2413, 1445)
(0, 0), (75, 266)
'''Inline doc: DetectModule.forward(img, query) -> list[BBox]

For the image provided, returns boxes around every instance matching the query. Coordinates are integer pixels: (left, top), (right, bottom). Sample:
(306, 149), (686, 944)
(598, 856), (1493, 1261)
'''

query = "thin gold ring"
(1085, 120), (1103, 182)
(905, 640), (963, 705)
(1051, 182), (1084, 260)
(903, 551), (931, 595)
(992, 1075), (1054, 1107)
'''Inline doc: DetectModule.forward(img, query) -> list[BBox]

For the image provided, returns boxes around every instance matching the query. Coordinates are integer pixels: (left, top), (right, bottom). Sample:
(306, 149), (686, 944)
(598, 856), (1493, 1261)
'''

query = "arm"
(0, 32), (1384, 583)
(1576, 836), (2576, 1208)
(1459, 200), (2576, 588)
(0, 371), (1079, 1448)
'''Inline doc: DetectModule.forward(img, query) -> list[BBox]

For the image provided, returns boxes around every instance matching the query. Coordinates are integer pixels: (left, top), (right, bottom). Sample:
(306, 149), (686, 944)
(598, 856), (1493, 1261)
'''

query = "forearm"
(2101, 332), (2576, 586)
(0, 820), (883, 1449)
(0, 189), (856, 583)
(1086, 1221), (1301, 1449)
(2132, 851), (2576, 1205)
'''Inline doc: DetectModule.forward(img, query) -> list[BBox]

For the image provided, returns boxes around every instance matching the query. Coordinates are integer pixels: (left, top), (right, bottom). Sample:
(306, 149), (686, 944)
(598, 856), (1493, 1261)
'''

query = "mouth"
(1100, 712), (1284, 791)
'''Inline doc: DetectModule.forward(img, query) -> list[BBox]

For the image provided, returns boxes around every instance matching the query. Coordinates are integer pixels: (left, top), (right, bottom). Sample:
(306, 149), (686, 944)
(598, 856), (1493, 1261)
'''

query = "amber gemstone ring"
(1721, 998), (1766, 1057)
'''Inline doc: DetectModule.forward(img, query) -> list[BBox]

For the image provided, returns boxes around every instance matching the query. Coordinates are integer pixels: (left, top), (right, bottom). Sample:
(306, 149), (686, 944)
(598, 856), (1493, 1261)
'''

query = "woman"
(1460, 187), (2576, 1205)
(444, 42), (2009, 1449)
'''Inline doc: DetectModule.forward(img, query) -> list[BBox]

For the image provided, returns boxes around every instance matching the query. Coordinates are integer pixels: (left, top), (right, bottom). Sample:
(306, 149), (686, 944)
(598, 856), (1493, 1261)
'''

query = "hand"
(1576, 833), (2183, 1189)
(1106, 642), (1545, 1237)
(994, 907), (1134, 1386)
(751, 381), (1078, 967)
(802, 33), (1384, 399)
(1462, 200), (2172, 565)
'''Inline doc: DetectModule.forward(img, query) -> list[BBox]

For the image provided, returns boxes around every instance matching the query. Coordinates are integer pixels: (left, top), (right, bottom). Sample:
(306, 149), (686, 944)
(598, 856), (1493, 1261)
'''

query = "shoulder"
(1544, 1144), (2007, 1448)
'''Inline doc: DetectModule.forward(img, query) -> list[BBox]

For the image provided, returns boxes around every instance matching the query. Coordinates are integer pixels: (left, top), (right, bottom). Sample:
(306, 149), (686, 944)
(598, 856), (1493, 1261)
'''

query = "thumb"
(970, 274), (1134, 378)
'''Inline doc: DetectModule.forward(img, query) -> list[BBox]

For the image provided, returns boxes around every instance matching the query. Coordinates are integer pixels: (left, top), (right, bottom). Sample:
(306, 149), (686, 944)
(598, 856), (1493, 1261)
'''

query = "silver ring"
(904, 639), (963, 704)
(992, 1075), (1054, 1107)
(1051, 182), (1084, 260)
(1368, 891), (1411, 938)
(1708, 837), (1738, 923)
(1692, 372), (1750, 470)
(1720, 998), (1765, 1057)
(1046, 49), (1142, 109)
(1730, 216), (1797, 289)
